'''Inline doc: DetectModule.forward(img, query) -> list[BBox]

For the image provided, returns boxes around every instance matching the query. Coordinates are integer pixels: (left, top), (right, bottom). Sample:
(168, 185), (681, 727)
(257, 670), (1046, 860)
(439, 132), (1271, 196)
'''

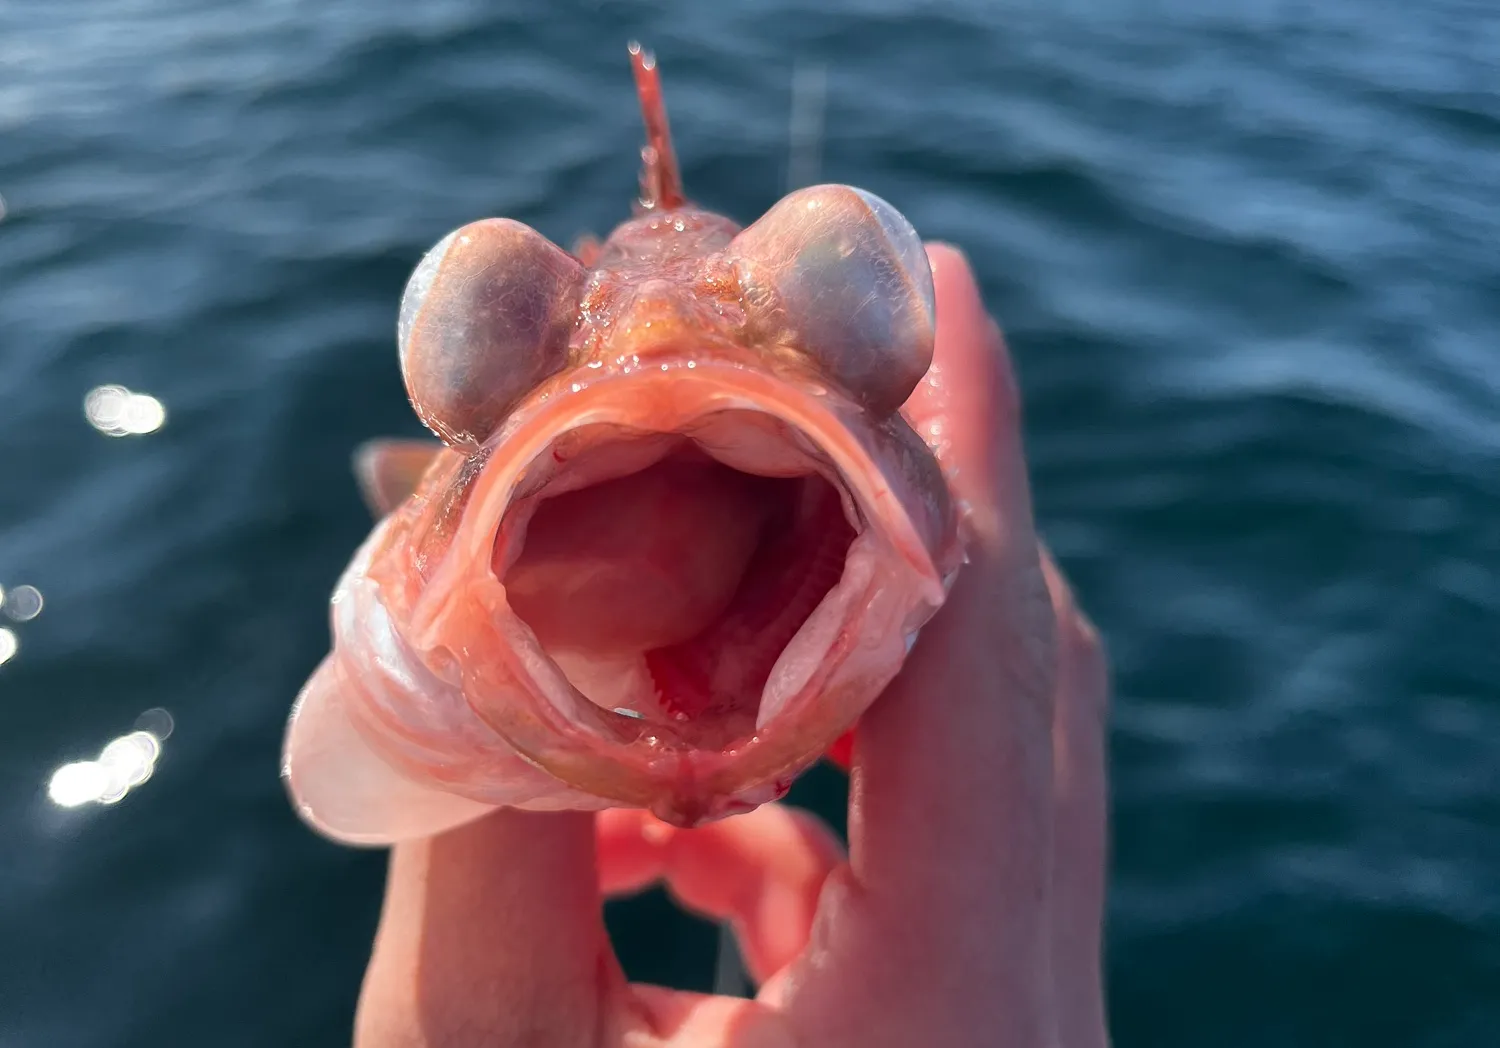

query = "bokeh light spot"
(3, 584), (43, 622)
(48, 762), (110, 808)
(45, 720), (171, 810)
(84, 385), (167, 437)
(134, 708), (175, 739)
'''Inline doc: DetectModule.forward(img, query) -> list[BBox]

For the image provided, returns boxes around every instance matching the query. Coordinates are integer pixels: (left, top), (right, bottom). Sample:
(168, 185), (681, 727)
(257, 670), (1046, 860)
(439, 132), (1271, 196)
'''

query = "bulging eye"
(399, 219), (585, 446)
(727, 184), (935, 415)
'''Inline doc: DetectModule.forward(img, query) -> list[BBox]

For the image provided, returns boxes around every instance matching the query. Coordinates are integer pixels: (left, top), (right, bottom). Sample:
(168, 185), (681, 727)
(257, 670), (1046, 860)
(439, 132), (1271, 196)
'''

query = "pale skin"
(353, 245), (1111, 1048)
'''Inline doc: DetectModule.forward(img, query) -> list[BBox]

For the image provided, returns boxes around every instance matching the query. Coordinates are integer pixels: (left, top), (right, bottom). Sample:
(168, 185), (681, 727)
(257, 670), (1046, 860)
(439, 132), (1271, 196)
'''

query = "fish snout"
(613, 279), (702, 348)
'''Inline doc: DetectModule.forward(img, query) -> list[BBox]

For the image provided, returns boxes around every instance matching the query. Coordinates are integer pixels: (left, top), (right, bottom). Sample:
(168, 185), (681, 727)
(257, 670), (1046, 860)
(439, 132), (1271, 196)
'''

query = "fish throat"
(493, 411), (861, 752)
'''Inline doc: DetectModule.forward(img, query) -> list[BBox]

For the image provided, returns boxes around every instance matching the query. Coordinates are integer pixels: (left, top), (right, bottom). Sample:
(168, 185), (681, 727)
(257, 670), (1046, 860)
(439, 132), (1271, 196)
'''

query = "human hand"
(352, 245), (1111, 1048)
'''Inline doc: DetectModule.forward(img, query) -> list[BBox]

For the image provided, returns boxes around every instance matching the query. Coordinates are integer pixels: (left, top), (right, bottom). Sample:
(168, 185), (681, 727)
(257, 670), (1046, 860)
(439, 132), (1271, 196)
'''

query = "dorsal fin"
(628, 41), (685, 211)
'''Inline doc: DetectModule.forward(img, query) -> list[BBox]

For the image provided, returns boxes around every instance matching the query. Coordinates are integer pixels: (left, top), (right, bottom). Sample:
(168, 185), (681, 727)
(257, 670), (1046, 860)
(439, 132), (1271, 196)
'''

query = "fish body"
(283, 45), (962, 844)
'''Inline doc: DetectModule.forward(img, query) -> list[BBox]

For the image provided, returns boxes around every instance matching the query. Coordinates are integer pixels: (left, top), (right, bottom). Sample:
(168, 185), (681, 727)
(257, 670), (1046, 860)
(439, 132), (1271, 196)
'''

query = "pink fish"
(282, 44), (963, 844)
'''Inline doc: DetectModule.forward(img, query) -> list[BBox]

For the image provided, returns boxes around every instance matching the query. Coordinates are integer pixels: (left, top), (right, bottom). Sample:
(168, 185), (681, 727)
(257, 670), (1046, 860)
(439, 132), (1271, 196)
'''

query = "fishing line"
(787, 60), (827, 192)
(712, 54), (832, 1002)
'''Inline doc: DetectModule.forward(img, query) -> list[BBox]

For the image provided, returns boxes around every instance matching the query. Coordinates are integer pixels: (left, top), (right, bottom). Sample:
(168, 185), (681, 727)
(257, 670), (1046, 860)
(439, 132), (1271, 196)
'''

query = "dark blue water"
(2, 2), (1497, 1045)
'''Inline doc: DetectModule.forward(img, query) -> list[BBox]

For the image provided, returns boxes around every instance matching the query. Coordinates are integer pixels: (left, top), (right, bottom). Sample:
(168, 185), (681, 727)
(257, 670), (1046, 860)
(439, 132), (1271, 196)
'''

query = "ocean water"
(2, 1), (1497, 1045)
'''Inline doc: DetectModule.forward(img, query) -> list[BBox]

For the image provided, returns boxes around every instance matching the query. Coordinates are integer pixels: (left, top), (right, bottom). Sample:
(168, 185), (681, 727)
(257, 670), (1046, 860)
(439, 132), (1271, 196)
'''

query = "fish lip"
(484, 354), (948, 581)
(406, 355), (954, 819)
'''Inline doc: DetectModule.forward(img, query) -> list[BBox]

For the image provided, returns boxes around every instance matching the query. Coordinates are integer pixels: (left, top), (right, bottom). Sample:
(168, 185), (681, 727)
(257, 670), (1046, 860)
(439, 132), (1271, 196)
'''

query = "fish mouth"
(500, 443), (856, 751)
(409, 355), (951, 824)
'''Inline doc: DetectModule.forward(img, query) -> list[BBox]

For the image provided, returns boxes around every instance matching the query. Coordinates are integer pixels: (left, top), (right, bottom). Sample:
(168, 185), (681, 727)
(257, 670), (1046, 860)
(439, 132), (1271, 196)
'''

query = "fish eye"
(727, 184), (936, 415)
(398, 219), (585, 446)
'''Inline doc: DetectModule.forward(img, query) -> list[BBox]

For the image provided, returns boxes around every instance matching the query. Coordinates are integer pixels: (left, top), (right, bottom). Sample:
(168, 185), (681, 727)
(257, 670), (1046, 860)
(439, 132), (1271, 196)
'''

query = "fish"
(281, 43), (963, 845)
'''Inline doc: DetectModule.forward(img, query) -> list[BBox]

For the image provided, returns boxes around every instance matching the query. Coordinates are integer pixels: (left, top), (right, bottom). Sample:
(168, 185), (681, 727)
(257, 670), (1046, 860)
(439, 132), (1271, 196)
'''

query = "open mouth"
(493, 410), (862, 752)
(400, 358), (951, 819)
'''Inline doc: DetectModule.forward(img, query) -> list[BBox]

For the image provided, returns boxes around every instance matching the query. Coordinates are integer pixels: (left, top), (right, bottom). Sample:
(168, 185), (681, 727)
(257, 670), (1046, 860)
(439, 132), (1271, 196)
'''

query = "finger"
(782, 244), (1058, 1046)
(597, 807), (670, 897)
(354, 810), (617, 1047)
(596, 804), (845, 986)
(1041, 547), (1111, 1048)
(666, 805), (844, 985)
(861, 243), (1055, 915)
(627, 986), (788, 1046)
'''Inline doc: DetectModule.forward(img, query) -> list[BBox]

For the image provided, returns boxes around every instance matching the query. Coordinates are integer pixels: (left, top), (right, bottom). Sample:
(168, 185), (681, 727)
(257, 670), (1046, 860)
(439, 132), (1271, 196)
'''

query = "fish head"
(285, 45), (963, 839)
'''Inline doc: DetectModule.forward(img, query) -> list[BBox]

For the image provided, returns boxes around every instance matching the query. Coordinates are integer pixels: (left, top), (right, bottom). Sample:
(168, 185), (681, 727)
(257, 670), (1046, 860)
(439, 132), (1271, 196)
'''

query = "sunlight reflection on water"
(83, 385), (167, 437)
(46, 710), (175, 809)
(0, 583), (43, 672)
(3, 584), (43, 622)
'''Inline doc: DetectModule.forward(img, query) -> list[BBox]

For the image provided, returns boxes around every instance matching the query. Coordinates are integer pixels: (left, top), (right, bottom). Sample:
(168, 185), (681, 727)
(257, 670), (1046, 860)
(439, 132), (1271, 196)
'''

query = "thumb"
(780, 244), (1058, 1047)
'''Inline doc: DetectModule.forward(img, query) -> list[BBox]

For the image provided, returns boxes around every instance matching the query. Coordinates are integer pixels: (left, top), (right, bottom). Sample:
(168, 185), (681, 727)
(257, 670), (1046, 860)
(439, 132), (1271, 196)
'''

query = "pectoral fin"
(283, 654), (495, 845)
(353, 438), (444, 517)
(826, 727), (855, 771)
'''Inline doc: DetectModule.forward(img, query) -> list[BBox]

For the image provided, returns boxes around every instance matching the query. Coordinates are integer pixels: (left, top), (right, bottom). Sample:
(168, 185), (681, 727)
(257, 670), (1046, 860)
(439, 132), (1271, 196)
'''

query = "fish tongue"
(502, 458), (776, 654)
(645, 478), (853, 722)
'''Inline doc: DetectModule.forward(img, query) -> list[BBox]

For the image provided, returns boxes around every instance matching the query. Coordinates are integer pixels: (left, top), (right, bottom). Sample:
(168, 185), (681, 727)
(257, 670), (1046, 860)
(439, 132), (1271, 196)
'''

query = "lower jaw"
(404, 361), (948, 822)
